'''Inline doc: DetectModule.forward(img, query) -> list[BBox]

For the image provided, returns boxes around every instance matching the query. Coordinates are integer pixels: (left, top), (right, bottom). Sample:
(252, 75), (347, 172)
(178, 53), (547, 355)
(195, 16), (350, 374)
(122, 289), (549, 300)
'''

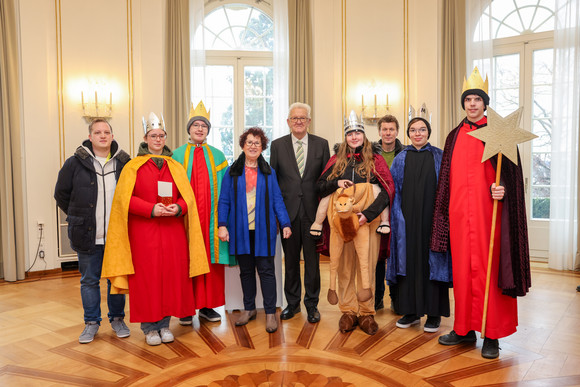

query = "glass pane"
(530, 47), (553, 220)
(532, 87), (552, 118)
(519, 7), (537, 30)
(198, 65), (235, 164)
(532, 152), (551, 185)
(530, 8), (555, 32)
(492, 53), (520, 116)
(532, 186), (550, 219)
(244, 66), (273, 160)
(533, 49), (553, 85)
(532, 119), (552, 152)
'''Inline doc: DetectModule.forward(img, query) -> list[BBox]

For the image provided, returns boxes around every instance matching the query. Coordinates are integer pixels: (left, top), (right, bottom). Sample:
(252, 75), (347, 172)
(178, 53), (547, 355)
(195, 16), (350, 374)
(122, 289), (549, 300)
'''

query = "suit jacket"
(270, 133), (330, 223)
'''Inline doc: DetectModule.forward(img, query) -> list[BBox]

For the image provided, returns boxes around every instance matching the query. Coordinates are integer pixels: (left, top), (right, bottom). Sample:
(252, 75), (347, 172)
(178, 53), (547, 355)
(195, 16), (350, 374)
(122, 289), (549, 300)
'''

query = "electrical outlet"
(37, 221), (44, 239)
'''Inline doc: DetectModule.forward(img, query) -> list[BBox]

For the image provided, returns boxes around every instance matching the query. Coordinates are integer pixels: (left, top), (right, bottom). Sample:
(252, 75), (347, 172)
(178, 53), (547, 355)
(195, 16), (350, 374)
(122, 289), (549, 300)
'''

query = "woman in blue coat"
(218, 127), (292, 333)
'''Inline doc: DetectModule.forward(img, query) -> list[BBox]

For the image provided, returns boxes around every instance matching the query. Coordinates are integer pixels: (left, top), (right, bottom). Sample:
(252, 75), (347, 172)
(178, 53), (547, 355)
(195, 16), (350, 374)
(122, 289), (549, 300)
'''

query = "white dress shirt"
(291, 132), (308, 168)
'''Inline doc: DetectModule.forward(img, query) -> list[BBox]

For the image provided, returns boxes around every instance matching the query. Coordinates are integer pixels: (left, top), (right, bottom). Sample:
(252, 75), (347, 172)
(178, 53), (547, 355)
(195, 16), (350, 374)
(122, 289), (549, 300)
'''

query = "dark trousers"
(281, 203), (320, 308)
(237, 230), (277, 314)
(375, 259), (398, 311)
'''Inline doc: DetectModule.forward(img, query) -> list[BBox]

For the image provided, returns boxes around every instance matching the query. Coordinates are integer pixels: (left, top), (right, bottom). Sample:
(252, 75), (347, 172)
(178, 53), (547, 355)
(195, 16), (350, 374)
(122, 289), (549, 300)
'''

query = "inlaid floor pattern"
(0, 265), (579, 386)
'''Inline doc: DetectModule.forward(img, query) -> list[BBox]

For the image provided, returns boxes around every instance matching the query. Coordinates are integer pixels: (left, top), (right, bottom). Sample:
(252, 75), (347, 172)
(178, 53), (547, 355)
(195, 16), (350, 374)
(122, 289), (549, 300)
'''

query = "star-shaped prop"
(467, 106), (537, 165)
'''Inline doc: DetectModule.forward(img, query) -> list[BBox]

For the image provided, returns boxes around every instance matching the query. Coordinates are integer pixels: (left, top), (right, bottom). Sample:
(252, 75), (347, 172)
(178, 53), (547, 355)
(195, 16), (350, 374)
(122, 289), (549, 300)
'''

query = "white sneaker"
(145, 330), (161, 346)
(160, 328), (174, 343)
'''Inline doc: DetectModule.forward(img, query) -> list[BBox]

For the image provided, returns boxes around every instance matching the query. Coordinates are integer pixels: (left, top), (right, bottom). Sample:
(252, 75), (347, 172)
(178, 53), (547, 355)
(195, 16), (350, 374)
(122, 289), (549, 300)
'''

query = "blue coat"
(387, 143), (452, 285)
(218, 154), (291, 258)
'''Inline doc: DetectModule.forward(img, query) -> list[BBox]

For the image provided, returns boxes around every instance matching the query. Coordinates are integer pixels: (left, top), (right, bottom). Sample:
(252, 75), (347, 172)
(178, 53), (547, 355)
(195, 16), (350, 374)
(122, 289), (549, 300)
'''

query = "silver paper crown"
(344, 110), (365, 135)
(408, 103), (432, 123)
(142, 112), (166, 135)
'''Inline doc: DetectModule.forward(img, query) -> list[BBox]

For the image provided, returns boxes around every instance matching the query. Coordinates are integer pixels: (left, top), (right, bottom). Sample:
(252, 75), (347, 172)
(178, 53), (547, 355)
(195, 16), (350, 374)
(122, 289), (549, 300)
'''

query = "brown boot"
(359, 315), (378, 335)
(338, 313), (358, 333)
(235, 309), (257, 326)
(266, 313), (278, 333)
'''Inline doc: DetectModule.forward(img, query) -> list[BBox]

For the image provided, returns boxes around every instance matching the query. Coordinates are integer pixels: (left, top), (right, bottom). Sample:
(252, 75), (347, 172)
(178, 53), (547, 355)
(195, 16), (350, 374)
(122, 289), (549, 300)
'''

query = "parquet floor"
(0, 265), (579, 386)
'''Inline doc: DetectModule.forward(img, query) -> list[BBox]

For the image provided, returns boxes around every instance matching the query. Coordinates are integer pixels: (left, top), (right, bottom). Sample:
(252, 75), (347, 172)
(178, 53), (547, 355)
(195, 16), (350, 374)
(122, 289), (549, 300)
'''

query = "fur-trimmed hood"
(229, 152), (271, 176)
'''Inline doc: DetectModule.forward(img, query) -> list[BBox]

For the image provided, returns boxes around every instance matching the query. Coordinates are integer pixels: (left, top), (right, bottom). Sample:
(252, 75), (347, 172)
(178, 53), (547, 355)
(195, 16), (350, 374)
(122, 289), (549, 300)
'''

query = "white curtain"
(190, 0), (206, 102)
(273, 0), (289, 140)
(465, 0), (493, 81)
(549, 0), (580, 271)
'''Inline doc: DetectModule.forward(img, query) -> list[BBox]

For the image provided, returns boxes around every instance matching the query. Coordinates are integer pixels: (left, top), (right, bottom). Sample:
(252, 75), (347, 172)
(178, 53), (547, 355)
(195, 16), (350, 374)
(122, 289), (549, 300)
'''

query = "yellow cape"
(102, 154), (209, 294)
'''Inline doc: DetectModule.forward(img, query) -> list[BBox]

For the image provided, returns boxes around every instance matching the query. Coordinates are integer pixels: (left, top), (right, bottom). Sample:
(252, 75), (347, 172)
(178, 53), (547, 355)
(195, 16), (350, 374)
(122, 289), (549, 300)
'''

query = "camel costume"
(316, 112), (394, 335)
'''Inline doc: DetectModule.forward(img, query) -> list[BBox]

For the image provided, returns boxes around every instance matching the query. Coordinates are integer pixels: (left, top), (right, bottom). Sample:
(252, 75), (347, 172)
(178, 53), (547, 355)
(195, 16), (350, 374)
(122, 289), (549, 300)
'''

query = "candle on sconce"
(95, 91), (98, 106)
(374, 94), (377, 109)
(109, 92), (112, 106)
(386, 93), (389, 106)
(361, 95), (364, 107)
(81, 91), (84, 105)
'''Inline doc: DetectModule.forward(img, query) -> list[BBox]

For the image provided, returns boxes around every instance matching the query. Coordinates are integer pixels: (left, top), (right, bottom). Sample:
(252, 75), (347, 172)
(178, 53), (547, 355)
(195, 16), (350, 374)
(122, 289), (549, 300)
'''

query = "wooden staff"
(481, 152), (503, 338)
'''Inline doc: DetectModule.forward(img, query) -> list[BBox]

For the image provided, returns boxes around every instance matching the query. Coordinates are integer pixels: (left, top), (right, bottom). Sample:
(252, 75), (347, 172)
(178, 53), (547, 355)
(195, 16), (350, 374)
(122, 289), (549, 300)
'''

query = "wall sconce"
(82, 90), (112, 121)
(361, 94), (391, 125)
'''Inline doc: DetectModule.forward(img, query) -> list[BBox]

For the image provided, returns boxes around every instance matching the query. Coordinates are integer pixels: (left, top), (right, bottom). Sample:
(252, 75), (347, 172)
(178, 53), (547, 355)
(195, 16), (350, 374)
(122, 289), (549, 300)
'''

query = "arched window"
(192, 2), (274, 163)
(473, 0), (555, 261)
(474, 0), (555, 40)
(200, 4), (273, 51)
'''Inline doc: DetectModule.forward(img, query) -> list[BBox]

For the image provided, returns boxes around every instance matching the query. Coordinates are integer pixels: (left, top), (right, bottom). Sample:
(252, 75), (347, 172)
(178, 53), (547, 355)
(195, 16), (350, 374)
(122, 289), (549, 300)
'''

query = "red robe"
(189, 146), (225, 308)
(449, 118), (517, 339)
(127, 159), (196, 322)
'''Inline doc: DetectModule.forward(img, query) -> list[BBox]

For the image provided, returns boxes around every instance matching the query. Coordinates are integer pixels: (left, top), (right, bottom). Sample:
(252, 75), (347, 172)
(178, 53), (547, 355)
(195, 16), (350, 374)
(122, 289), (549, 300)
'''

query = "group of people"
(54, 67), (531, 359)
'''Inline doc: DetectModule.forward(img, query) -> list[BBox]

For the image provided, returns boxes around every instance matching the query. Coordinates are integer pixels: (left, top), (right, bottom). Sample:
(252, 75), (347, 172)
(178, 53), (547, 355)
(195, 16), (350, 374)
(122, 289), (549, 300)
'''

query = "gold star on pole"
(467, 106), (537, 165)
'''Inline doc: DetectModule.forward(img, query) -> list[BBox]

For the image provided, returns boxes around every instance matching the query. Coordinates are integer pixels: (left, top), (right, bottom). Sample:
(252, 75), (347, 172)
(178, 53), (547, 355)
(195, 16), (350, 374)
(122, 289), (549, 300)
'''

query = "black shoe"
(280, 305), (300, 320)
(577, 285), (580, 292)
(481, 338), (500, 359)
(423, 316), (441, 333)
(396, 314), (420, 329)
(306, 306), (320, 323)
(199, 308), (221, 322)
(438, 330), (477, 345)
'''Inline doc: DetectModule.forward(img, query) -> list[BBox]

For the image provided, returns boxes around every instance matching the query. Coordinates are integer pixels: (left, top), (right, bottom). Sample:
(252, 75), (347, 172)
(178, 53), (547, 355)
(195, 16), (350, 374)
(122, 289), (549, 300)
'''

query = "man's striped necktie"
(296, 140), (305, 177)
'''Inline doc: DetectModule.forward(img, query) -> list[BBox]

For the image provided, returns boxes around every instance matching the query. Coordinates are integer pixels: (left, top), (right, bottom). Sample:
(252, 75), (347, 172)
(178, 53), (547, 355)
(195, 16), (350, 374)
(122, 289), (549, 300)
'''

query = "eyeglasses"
(245, 141), (262, 147)
(409, 128), (428, 134)
(289, 117), (309, 123)
(148, 134), (167, 140)
(191, 123), (208, 130)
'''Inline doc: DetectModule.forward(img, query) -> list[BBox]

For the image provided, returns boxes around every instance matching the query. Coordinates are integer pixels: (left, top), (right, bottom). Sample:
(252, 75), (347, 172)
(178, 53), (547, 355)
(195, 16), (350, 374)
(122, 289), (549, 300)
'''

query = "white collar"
(291, 133), (308, 145)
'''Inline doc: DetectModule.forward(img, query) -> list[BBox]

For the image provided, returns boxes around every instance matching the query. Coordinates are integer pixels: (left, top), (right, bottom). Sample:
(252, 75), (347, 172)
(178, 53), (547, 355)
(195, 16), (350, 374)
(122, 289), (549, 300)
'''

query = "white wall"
(16, 0), (441, 272)
(312, 0), (440, 148)
(18, 0), (165, 271)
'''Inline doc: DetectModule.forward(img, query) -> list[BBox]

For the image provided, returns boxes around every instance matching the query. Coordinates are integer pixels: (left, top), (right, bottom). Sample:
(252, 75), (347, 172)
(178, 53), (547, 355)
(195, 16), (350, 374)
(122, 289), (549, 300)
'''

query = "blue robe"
(387, 143), (452, 285)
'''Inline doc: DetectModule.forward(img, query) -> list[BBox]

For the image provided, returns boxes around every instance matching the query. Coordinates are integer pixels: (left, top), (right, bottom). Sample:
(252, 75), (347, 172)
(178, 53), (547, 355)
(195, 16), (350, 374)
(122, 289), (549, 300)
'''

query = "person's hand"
(165, 204), (180, 216)
(218, 226), (230, 242)
(337, 179), (354, 189)
(357, 213), (368, 226)
(153, 203), (167, 217)
(491, 183), (505, 201)
(282, 227), (292, 239)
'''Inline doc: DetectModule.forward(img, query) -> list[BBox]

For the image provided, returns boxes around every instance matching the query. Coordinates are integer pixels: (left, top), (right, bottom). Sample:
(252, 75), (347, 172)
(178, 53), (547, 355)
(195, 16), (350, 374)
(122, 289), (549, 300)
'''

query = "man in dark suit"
(270, 102), (330, 323)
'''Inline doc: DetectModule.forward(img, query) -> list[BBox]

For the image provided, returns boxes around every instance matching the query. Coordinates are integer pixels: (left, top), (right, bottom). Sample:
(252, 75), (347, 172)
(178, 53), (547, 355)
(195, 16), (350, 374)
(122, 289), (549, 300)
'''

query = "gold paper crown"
(189, 100), (210, 121)
(462, 66), (489, 94)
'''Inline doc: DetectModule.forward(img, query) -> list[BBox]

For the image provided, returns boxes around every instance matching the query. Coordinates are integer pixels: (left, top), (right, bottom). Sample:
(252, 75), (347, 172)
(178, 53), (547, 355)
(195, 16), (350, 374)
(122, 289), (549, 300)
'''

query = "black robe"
(395, 149), (450, 317)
